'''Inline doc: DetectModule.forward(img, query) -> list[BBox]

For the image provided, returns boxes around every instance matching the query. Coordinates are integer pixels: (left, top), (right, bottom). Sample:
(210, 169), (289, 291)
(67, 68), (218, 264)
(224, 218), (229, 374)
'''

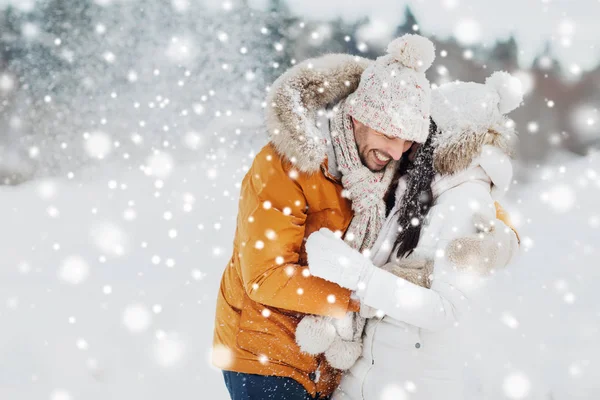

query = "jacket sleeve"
(236, 149), (355, 319)
(359, 179), (496, 331)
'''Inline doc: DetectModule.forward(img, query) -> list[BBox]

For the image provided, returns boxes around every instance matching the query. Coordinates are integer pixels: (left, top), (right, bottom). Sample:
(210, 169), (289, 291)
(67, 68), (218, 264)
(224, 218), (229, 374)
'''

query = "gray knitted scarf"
(330, 99), (397, 252)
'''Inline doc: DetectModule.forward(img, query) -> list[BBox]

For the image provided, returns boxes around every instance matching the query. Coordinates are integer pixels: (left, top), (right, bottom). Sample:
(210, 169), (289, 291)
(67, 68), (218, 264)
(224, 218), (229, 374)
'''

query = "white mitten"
(447, 213), (519, 273)
(306, 228), (375, 291)
(295, 315), (336, 355)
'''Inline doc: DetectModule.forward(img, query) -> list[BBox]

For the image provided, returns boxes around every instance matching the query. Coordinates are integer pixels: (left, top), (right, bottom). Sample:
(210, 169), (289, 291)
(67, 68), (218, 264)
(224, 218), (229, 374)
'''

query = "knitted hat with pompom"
(431, 71), (524, 139)
(347, 34), (436, 143)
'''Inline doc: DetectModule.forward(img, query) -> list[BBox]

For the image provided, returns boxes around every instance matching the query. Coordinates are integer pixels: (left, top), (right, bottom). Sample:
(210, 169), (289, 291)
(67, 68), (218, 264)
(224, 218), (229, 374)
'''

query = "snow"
(0, 158), (242, 399)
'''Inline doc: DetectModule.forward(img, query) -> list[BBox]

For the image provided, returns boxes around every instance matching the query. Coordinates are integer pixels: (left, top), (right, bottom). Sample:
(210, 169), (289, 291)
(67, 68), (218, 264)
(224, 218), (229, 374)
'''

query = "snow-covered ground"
(0, 156), (243, 399)
(1, 151), (599, 400)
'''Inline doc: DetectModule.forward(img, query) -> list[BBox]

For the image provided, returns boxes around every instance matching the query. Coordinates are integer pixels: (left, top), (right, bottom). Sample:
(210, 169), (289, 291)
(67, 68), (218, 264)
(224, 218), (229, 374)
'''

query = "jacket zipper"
(361, 317), (383, 399)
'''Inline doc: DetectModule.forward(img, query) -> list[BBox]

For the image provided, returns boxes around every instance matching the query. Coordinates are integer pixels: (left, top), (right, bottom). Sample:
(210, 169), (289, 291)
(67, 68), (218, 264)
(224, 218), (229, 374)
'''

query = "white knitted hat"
(347, 34), (435, 143)
(431, 71), (524, 136)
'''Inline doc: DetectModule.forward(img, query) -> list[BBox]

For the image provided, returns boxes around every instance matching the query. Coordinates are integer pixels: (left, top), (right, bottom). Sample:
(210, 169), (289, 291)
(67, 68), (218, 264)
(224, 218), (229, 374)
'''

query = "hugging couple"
(213, 34), (521, 400)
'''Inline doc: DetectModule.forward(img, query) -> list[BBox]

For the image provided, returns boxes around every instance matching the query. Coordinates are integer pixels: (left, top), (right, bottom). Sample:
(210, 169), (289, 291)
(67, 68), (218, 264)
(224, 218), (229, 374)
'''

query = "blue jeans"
(222, 371), (328, 400)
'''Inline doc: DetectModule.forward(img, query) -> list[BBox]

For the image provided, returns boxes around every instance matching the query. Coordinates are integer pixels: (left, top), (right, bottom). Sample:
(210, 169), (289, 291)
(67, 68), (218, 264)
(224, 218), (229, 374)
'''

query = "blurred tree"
(394, 6), (418, 37)
(0, 0), (598, 181)
(328, 17), (358, 55)
(263, 0), (297, 82)
(489, 35), (518, 70)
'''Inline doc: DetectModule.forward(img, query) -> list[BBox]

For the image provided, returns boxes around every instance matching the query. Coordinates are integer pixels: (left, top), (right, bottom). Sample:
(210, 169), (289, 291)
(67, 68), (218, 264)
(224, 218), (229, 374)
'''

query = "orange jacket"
(213, 144), (359, 397)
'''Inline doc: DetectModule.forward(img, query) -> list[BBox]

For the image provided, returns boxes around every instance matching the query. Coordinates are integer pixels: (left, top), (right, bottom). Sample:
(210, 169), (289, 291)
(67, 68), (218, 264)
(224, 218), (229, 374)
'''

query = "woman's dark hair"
(392, 118), (438, 259)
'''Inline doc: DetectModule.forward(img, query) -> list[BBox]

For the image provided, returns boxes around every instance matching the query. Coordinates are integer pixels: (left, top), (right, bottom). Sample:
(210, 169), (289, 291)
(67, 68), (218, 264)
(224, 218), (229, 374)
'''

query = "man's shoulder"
(251, 144), (325, 181)
(251, 144), (289, 174)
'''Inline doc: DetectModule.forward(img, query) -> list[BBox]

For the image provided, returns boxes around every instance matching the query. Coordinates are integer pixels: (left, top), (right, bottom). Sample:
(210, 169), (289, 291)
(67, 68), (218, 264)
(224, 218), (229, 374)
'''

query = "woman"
(305, 71), (523, 400)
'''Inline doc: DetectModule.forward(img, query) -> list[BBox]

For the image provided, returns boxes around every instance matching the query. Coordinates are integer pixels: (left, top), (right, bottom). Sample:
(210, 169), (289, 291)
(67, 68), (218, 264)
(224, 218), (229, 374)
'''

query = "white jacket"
(333, 145), (517, 400)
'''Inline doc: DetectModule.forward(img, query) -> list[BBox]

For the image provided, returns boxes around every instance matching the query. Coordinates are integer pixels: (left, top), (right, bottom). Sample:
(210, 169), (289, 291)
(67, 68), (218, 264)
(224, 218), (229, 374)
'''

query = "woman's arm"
(306, 179), (517, 331)
(358, 180), (498, 331)
(359, 264), (468, 331)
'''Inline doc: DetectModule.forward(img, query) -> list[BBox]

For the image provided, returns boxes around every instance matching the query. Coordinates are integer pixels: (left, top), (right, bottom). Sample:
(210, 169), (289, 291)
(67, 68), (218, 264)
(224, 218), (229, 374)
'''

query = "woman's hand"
(305, 228), (375, 291)
(447, 213), (519, 273)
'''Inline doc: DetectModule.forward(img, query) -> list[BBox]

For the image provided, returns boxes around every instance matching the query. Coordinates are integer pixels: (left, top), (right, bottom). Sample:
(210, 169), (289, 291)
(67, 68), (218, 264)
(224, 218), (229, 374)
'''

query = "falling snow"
(0, 1), (598, 399)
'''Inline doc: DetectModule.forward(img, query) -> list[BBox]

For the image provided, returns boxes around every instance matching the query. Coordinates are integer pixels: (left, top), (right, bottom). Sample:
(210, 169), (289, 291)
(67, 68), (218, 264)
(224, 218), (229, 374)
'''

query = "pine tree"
(489, 35), (518, 70)
(394, 6), (418, 37)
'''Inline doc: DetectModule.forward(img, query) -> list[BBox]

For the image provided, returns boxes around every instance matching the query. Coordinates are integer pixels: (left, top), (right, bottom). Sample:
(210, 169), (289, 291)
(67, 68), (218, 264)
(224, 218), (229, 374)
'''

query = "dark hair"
(392, 119), (438, 259)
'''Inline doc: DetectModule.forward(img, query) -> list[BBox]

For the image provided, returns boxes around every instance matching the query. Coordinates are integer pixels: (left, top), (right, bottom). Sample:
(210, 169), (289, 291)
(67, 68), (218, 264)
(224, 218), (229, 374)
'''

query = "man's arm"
(237, 148), (357, 318)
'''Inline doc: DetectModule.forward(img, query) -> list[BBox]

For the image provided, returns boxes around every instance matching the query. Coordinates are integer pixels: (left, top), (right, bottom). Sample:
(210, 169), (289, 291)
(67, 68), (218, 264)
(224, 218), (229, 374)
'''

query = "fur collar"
(265, 54), (370, 173)
(433, 120), (517, 175)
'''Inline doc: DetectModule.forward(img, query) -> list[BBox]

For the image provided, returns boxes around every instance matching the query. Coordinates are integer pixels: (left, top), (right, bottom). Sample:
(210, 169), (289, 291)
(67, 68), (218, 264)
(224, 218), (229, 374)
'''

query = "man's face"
(352, 117), (413, 172)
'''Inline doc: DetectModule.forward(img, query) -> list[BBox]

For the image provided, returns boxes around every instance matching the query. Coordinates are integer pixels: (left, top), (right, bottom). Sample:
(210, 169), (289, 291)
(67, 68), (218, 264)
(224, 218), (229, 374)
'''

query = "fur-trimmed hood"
(432, 116), (517, 176)
(265, 54), (370, 173)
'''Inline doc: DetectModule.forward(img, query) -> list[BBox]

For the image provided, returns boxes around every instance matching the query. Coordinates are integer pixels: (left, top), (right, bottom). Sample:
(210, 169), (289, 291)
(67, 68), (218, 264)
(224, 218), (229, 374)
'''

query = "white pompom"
(295, 316), (336, 355)
(324, 337), (363, 370)
(386, 34), (435, 72)
(485, 71), (524, 114)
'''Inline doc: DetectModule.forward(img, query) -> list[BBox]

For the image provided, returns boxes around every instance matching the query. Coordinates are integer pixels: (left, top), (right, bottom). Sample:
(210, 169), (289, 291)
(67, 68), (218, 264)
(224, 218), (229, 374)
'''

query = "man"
(212, 34), (436, 399)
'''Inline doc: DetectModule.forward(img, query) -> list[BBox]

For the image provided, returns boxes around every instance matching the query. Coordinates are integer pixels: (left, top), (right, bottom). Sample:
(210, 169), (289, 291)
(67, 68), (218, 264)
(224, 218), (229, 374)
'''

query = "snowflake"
(570, 104), (597, 137)
(501, 312), (519, 329)
(184, 132), (203, 150)
(103, 51), (116, 63)
(502, 372), (531, 399)
(171, 0), (190, 12)
(58, 255), (90, 285)
(122, 303), (152, 333)
(0, 74), (15, 92)
(145, 152), (174, 179)
(90, 222), (128, 256)
(454, 19), (482, 46)
(76, 338), (89, 350)
(166, 37), (194, 63)
(84, 131), (112, 159)
(191, 269), (206, 281)
(440, 0), (461, 7)
(527, 122), (539, 134)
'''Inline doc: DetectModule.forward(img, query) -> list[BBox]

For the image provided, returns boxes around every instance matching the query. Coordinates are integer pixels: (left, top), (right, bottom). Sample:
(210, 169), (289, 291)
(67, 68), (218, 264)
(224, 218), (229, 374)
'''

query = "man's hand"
(305, 228), (374, 291)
